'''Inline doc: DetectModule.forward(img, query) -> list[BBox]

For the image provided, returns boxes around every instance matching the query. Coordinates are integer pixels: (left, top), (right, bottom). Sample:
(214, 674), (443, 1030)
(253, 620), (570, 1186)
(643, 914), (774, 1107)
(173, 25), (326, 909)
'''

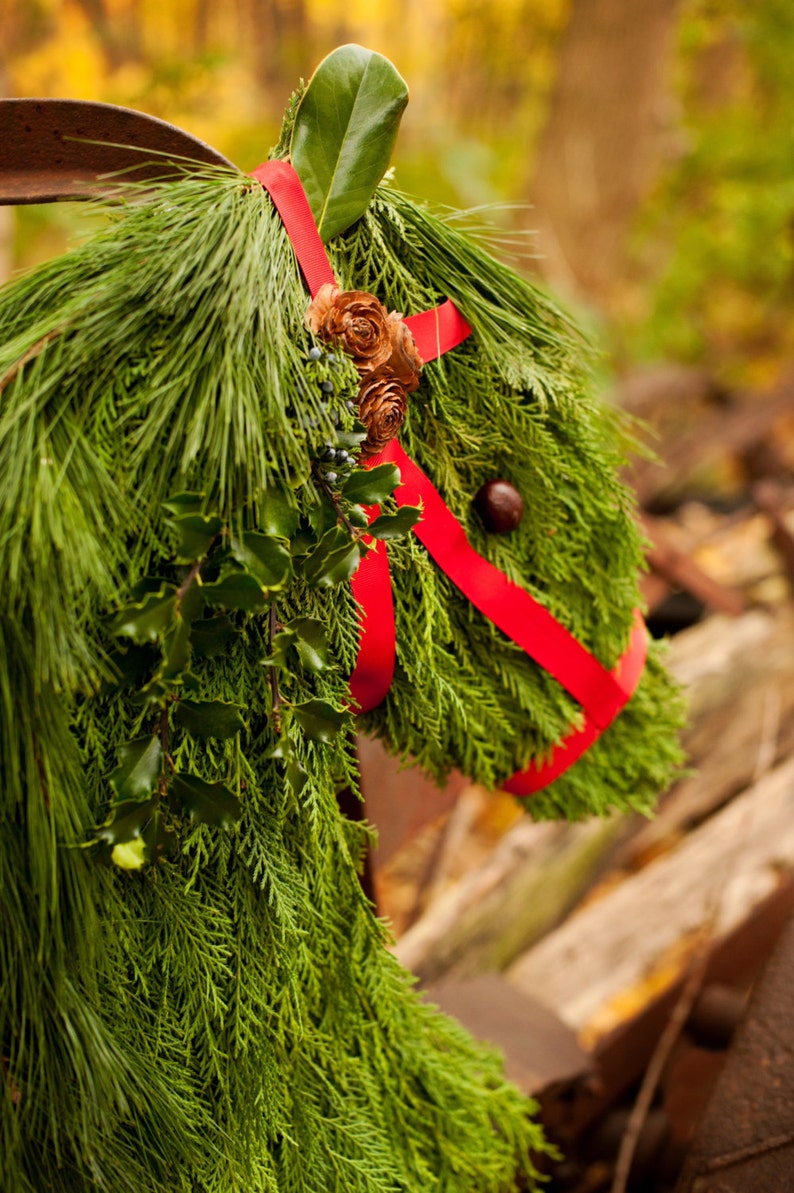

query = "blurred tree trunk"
(528, 0), (681, 303)
(245, 0), (310, 104)
(72, 0), (144, 69)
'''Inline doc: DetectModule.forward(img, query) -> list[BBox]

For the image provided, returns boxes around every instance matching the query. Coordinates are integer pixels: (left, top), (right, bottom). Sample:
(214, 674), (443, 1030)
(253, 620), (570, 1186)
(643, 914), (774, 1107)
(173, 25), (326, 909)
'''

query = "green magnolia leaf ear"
(290, 44), (409, 241)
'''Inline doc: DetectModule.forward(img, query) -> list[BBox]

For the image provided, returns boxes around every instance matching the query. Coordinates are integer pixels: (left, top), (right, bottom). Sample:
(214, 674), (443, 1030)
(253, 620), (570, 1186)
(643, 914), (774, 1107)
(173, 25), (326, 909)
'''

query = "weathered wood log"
(395, 814), (625, 983)
(624, 604), (794, 866)
(507, 753), (794, 1039)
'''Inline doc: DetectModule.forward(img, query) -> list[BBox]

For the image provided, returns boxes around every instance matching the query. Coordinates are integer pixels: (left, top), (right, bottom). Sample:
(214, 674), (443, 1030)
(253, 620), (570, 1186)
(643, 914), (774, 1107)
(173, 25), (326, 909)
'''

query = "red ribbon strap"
(378, 439), (639, 730)
(348, 514), (396, 712)
(404, 300), (472, 363)
(503, 611), (647, 794)
(251, 161), (336, 296)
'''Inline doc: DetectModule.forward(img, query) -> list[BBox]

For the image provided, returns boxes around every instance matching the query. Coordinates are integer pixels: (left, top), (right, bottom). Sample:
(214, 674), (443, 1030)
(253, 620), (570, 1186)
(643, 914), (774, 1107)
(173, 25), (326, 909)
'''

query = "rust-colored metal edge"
(675, 907), (794, 1191)
(0, 98), (237, 204)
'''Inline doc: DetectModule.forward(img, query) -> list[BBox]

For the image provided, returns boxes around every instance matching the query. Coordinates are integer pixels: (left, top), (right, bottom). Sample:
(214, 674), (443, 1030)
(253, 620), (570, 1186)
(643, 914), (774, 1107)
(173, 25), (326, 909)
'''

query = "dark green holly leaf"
(108, 736), (163, 803)
(341, 463), (402, 506)
(95, 796), (156, 846)
(288, 527), (317, 558)
(130, 575), (168, 601)
(173, 513), (223, 562)
(260, 485), (300, 538)
(334, 425), (369, 452)
(173, 699), (245, 739)
(230, 532), (292, 590)
(290, 45), (409, 241)
(308, 494), (339, 539)
(268, 627), (297, 671)
(142, 810), (176, 862)
(190, 615), (235, 658)
(171, 773), (241, 829)
(303, 527), (361, 588)
(367, 505), (422, 540)
(293, 698), (347, 742)
(162, 492), (205, 517)
(268, 728), (292, 760)
(160, 614), (192, 681)
(347, 504), (370, 529)
(286, 757), (309, 796)
(203, 572), (268, 613)
(179, 581), (205, 624)
(112, 585), (177, 644)
(105, 643), (159, 690)
(132, 678), (170, 707)
(288, 617), (330, 672)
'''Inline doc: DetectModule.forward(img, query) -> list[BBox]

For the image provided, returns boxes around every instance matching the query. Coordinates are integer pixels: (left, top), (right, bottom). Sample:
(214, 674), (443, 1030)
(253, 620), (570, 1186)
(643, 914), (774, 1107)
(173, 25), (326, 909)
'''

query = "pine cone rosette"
(358, 365), (409, 457)
(387, 313), (422, 393)
(308, 284), (393, 371)
(307, 284), (423, 456)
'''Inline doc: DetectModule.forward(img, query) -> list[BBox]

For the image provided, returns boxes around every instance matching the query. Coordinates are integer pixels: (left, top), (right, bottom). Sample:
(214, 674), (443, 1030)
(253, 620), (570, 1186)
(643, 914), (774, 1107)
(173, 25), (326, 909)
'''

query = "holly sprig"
(92, 453), (420, 870)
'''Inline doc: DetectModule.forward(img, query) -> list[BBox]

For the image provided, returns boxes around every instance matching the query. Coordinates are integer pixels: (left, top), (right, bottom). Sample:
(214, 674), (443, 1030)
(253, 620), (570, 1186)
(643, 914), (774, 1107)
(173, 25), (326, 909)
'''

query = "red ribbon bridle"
(252, 160), (647, 794)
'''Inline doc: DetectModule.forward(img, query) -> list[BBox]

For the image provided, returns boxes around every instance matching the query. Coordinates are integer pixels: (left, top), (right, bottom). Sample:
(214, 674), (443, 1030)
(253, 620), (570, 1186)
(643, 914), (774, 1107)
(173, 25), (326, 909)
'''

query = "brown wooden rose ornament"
(308, 284), (422, 457)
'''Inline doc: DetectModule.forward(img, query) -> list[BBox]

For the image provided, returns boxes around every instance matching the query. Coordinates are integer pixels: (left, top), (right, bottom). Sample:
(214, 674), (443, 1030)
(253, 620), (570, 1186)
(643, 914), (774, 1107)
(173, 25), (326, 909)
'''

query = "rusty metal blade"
(0, 98), (238, 204)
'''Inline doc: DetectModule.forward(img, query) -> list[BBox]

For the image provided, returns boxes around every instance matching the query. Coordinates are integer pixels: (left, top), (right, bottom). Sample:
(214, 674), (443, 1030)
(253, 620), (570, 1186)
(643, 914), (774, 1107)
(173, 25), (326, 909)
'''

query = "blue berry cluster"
(304, 344), (366, 484)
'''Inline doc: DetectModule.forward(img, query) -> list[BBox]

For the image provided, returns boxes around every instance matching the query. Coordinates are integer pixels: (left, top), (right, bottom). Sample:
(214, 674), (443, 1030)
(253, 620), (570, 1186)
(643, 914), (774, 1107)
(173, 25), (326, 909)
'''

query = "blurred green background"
(3, 0), (794, 391)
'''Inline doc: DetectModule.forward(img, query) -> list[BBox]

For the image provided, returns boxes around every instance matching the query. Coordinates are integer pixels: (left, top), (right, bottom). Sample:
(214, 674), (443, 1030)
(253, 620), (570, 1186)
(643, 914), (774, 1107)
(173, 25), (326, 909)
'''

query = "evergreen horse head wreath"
(0, 45), (682, 817)
(0, 44), (684, 1191)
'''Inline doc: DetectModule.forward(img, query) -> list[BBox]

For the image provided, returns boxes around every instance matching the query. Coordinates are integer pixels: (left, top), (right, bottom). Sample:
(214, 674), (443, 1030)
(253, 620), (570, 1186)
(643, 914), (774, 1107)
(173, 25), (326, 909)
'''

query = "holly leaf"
(171, 773), (241, 829)
(162, 492), (205, 517)
(112, 585), (177, 644)
(171, 513), (223, 562)
(142, 810), (176, 862)
(307, 494), (339, 539)
(173, 699), (245, 739)
(260, 486), (300, 539)
(268, 627), (297, 671)
(303, 528), (361, 588)
(179, 582), (205, 624)
(293, 698), (347, 742)
(230, 532), (292, 591)
(286, 757), (309, 796)
(347, 504), (370, 529)
(108, 736), (163, 803)
(160, 614), (192, 681)
(203, 571), (269, 613)
(95, 796), (156, 847)
(291, 45), (409, 241)
(288, 527), (317, 559)
(341, 463), (401, 505)
(334, 425), (368, 452)
(288, 617), (330, 672)
(104, 643), (160, 690)
(190, 615), (235, 658)
(367, 505), (422, 540)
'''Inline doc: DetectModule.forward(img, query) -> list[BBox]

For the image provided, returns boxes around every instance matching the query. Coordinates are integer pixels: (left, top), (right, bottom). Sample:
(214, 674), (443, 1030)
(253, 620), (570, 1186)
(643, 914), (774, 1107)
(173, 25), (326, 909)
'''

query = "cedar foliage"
(0, 135), (682, 1188)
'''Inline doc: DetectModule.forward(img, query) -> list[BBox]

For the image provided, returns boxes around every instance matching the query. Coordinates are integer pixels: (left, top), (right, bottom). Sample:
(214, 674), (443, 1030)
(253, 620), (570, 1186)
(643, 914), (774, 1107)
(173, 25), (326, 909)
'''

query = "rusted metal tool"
(0, 98), (235, 204)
